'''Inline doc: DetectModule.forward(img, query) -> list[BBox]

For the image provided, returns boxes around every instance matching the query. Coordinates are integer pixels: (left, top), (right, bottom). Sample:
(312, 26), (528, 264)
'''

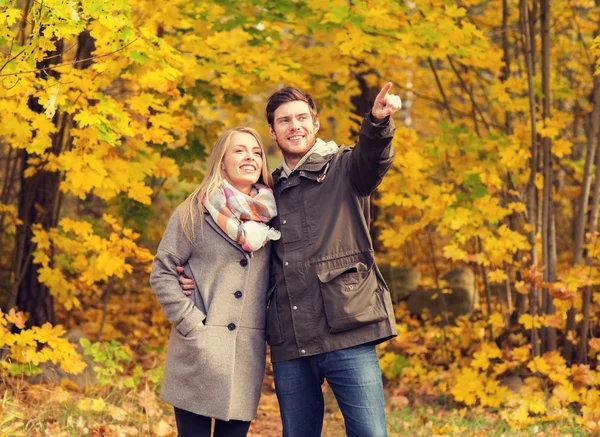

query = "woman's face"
(221, 132), (264, 194)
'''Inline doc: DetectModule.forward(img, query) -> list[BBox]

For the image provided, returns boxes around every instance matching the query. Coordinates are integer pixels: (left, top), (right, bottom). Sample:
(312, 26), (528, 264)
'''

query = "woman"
(150, 127), (279, 437)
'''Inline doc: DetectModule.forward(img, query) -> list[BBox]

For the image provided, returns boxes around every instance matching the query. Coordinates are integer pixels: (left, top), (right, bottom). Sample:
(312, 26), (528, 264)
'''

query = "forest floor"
(249, 372), (591, 437)
(1, 366), (592, 436)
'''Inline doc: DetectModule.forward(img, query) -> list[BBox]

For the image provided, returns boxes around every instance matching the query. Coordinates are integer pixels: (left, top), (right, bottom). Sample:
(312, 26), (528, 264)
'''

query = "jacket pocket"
(317, 256), (387, 333)
(266, 286), (284, 346)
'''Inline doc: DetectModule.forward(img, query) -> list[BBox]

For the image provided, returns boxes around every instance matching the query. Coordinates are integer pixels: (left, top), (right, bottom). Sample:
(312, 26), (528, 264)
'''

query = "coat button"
(284, 262), (289, 266)
(240, 259), (248, 267)
(228, 323), (236, 331)
(300, 349), (306, 354)
(234, 291), (243, 298)
(292, 306), (298, 310)
(282, 220), (287, 225)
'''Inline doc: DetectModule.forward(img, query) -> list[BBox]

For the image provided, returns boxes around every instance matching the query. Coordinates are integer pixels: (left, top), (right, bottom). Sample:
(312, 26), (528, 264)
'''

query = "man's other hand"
(176, 266), (194, 296)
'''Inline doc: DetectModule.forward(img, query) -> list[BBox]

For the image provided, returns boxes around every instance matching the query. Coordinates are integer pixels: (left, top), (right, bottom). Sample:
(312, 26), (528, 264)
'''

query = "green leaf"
(129, 50), (149, 64)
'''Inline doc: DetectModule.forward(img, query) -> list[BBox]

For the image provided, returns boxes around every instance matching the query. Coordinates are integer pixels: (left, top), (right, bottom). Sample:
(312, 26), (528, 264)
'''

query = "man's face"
(269, 101), (320, 163)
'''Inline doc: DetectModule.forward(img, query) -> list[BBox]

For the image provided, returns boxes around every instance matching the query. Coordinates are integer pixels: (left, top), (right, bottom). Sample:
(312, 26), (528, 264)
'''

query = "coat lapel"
(204, 212), (247, 257)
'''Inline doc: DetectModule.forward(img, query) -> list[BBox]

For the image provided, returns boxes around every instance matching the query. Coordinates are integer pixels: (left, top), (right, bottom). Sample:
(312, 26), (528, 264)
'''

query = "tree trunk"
(7, 31), (96, 326)
(577, 122), (600, 363)
(7, 38), (65, 325)
(502, 0), (513, 134)
(567, 8), (600, 363)
(573, 81), (600, 263)
(521, 0), (540, 357)
(540, 0), (557, 353)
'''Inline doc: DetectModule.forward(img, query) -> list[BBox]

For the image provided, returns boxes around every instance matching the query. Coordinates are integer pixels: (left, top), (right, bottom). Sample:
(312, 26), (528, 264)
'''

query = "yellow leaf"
(127, 181), (152, 204)
(487, 269), (507, 284)
(152, 420), (173, 437)
(514, 281), (529, 295)
(553, 138), (573, 158)
(528, 356), (551, 375)
(0, 8), (22, 26)
(50, 386), (71, 404)
(108, 404), (128, 422)
(519, 314), (542, 329)
(432, 423), (452, 434)
(137, 387), (161, 418)
(488, 313), (504, 329)
(77, 398), (106, 412)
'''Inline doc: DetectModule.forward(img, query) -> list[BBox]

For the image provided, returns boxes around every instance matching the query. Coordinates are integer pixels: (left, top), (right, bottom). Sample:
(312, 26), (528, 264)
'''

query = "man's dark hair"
(266, 87), (319, 127)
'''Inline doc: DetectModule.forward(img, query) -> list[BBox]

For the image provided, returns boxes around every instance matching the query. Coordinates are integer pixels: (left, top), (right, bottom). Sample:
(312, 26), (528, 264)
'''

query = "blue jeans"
(272, 343), (387, 437)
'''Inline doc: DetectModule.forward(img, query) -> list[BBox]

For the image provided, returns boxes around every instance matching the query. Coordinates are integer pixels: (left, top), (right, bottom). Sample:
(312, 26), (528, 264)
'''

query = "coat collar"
(203, 210), (248, 257)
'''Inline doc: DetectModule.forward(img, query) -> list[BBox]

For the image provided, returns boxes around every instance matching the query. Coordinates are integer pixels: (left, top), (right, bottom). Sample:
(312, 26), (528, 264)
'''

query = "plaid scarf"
(203, 180), (280, 252)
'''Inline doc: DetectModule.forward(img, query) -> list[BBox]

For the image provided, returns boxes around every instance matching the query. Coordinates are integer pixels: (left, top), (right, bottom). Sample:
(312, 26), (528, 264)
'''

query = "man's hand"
(371, 82), (402, 119)
(176, 266), (194, 296)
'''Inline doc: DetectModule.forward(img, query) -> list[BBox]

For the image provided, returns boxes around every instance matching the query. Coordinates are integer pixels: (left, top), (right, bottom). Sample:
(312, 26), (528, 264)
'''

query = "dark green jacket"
(267, 113), (398, 362)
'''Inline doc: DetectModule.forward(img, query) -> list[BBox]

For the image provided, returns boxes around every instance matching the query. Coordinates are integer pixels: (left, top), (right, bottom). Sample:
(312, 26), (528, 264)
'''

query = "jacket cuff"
(368, 111), (390, 125)
(176, 309), (205, 336)
(362, 112), (395, 140)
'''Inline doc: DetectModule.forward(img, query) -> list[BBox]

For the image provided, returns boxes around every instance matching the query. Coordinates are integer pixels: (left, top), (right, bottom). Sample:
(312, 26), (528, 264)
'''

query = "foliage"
(1, 0), (600, 434)
(0, 309), (85, 376)
(379, 304), (600, 433)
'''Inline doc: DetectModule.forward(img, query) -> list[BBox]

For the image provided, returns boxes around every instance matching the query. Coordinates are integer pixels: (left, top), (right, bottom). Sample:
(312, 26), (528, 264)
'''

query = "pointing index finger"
(375, 82), (393, 102)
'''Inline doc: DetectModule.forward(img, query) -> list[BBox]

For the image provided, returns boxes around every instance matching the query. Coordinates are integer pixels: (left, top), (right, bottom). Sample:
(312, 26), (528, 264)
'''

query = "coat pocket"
(266, 286), (284, 346)
(317, 256), (387, 333)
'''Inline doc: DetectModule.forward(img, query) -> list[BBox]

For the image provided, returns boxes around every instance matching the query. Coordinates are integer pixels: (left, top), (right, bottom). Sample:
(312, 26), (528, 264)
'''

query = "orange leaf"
(6, 308), (27, 329)
(572, 364), (595, 385)
(548, 284), (577, 301)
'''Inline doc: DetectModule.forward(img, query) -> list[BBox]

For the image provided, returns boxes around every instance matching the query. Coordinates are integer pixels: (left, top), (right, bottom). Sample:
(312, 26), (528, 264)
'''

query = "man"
(180, 83), (401, 437)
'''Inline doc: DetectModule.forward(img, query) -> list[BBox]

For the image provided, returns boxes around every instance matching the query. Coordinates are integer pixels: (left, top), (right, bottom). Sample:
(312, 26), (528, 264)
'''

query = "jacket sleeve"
(149, 209), (206, 336)
(347, 112), (396, 196)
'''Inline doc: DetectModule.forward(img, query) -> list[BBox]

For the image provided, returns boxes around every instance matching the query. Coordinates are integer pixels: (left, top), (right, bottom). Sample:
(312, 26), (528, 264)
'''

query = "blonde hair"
(178, 127), (272, 241)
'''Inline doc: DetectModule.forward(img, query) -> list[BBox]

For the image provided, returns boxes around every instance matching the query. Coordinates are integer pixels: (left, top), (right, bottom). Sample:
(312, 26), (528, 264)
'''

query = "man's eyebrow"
(277, 112), (310, 121)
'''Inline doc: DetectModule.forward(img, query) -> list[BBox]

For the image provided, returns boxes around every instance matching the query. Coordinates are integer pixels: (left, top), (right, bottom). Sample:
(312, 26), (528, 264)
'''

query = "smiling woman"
(221, 132), (264, 195)
(149, 127), (280, 437)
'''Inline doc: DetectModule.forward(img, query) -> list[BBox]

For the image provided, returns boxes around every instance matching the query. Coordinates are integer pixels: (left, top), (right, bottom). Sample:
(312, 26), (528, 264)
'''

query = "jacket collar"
(273, 150), (337, 186)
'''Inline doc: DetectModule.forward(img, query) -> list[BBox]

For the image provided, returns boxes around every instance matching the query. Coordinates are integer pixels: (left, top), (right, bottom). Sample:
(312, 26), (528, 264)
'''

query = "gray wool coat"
(149, 206), (270, 422)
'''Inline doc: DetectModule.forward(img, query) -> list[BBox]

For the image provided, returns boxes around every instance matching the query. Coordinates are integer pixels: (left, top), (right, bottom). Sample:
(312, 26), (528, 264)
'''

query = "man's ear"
(268, 124), (277, 140)
(314, 119), (320, 134)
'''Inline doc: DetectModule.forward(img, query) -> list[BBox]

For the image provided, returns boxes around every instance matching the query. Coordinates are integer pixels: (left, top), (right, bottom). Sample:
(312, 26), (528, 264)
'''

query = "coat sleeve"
(150, 209), (206, 336)
(346, 112), (396, 196)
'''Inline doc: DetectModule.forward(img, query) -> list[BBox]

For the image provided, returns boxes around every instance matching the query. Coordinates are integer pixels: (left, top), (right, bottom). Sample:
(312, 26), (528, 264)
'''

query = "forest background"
(1, 0), (600, 435)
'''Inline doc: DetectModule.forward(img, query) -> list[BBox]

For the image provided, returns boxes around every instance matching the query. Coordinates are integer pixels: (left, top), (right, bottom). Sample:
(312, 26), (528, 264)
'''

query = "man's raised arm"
(349, 82), (402, 196)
